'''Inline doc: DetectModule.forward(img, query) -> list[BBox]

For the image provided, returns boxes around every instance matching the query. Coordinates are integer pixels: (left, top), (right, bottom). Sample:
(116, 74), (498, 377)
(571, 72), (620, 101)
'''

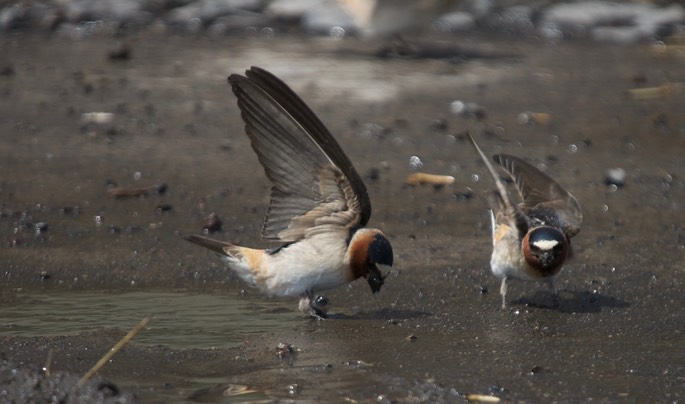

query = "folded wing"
(493, 154), (583, 238)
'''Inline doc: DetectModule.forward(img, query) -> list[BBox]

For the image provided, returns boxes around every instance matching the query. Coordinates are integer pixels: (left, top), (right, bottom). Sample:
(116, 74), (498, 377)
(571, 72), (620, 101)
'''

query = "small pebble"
(108, 41), (131, 61)
(450, 100), (486, 119)
(276, 342), (295, 358)
(605, 168), (626, 187)
(81, 112), (114, 124)
(430, 118), (448, 131)
(286, 383), (299, 395)
(366, 167), (380, 181)
(359, 122), (386, 139)
(202, 212), (222, 233)
(408, 155), (423, 170)
(529, 365), (544, 375)
(0, 63), (14, 76)
(453, 189), (475, 201)
(155, 203), (173, 214)
(34, 222), (48, 234)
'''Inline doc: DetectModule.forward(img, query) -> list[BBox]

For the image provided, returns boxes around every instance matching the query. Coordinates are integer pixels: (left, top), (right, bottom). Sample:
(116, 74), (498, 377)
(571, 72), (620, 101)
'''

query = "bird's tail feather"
(185, 234), (232, 255)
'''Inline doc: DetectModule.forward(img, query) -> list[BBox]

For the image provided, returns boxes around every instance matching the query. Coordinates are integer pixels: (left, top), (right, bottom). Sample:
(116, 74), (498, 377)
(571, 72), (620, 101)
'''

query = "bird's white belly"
(230, 234), (350, 297)
(490, 222), (538, 282)
(267, 262), (348, 296)
(490, 248), (537, 282)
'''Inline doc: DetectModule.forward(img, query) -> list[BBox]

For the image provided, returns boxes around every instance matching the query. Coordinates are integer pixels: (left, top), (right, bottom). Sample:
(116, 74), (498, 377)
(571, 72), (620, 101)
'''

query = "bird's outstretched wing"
(228, 66), (371, 242)
(493, 154), (582, 238)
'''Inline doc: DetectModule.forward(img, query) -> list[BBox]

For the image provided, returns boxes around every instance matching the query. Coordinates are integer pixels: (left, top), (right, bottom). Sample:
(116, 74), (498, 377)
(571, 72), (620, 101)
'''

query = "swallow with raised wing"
(186, 67), (393, 318)
(468, 133), (582, 308)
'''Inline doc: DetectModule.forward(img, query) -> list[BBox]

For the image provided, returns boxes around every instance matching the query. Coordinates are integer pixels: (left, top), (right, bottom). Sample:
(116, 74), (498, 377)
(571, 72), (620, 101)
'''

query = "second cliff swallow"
(186, 67), (393, 318)
(468, 133), (582, 308)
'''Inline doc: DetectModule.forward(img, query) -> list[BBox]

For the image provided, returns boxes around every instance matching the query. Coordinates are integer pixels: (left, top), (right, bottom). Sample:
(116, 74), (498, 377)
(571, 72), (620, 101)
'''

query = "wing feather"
(493, 154), (583, 238)
(228, 67), (371, 242)
(467, 133), (530, 235)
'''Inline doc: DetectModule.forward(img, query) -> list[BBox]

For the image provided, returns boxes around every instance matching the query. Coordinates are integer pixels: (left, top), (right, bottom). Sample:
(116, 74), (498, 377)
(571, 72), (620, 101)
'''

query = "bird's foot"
(548, 279), (561, 309)
(299, 295), (330, 319)
(309, 295), (329, 319)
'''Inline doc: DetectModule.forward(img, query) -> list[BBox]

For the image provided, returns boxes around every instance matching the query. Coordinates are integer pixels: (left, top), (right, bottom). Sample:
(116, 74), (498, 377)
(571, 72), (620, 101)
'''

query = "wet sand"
(1, 33), (684, 402)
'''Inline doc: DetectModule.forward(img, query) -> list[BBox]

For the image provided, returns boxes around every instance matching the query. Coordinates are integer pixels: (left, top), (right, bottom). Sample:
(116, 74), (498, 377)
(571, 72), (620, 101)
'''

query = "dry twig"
(77, 315), (153, 388)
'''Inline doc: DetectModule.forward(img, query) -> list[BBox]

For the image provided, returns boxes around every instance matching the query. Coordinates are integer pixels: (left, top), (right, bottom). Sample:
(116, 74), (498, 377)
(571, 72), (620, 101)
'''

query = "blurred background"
(1, 0), (684, 41)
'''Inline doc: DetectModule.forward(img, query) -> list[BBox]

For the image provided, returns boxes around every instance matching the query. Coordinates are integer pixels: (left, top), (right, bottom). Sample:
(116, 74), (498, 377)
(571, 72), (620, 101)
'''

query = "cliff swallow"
(186, 67), (393, 318)
(468, 133), (582, 308)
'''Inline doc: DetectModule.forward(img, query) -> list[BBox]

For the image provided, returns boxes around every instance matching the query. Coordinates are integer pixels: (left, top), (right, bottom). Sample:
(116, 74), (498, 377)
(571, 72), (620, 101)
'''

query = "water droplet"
(540, 25), (563, 41)
(187, 18), (203, 33)
(133, 171), (142, 181)
(359, 122), (385, 139)
(517, 112), (531, 125)
(408, 155), (423, 170)
(260, 27), (274, 38)
(207, 22), (227, 37)
(244, 26), (258, 37)
(450, 100), (483, 117)
(329, 26), (345, 39)
(471, 174), (480, 183)
(601, 204), (609, 212)
(287, 384), (299, 395)
(568, 144), (578, 153)
(450, 100), (465, 114)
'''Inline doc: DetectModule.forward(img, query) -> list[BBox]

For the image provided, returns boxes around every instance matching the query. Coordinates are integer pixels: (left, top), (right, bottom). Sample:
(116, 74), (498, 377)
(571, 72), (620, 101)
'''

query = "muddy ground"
(1, 32), (684, 402)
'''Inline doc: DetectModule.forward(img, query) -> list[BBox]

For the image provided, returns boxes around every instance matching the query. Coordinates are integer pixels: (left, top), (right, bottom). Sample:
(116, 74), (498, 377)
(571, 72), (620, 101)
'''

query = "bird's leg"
(500, 277), (508, 309)
(299, 291), (329, 319)
(311, 295), (330, 318)
(548, 278), (560, 308)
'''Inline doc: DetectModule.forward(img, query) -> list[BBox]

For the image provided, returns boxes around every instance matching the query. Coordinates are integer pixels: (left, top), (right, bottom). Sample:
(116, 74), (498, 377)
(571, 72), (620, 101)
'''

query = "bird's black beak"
(366, 265), (391, 294)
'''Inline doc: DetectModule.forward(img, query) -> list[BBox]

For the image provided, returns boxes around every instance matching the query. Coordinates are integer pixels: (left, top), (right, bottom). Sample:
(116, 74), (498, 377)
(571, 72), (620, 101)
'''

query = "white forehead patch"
(532, 239), (559, 250)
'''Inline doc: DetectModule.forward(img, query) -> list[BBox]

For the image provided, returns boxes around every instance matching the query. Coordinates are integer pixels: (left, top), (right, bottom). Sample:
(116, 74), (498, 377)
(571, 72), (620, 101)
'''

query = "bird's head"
(349, 229), (393, 293)
(522, 226), (569, 275)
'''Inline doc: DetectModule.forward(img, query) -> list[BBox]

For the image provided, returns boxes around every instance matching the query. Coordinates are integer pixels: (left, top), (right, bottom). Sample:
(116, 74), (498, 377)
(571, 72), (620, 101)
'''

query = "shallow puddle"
(0, 291), (300, 348)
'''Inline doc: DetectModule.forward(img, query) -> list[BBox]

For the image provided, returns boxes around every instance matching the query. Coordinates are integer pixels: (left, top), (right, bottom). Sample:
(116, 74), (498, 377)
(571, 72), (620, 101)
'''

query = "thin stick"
(43, 349), (53, 377)
(77, 315), (153, 388)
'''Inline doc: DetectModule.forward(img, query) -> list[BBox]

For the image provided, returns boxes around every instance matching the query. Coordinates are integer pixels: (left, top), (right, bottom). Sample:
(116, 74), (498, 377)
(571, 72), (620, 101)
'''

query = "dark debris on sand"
(0, 355), (138, 403)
